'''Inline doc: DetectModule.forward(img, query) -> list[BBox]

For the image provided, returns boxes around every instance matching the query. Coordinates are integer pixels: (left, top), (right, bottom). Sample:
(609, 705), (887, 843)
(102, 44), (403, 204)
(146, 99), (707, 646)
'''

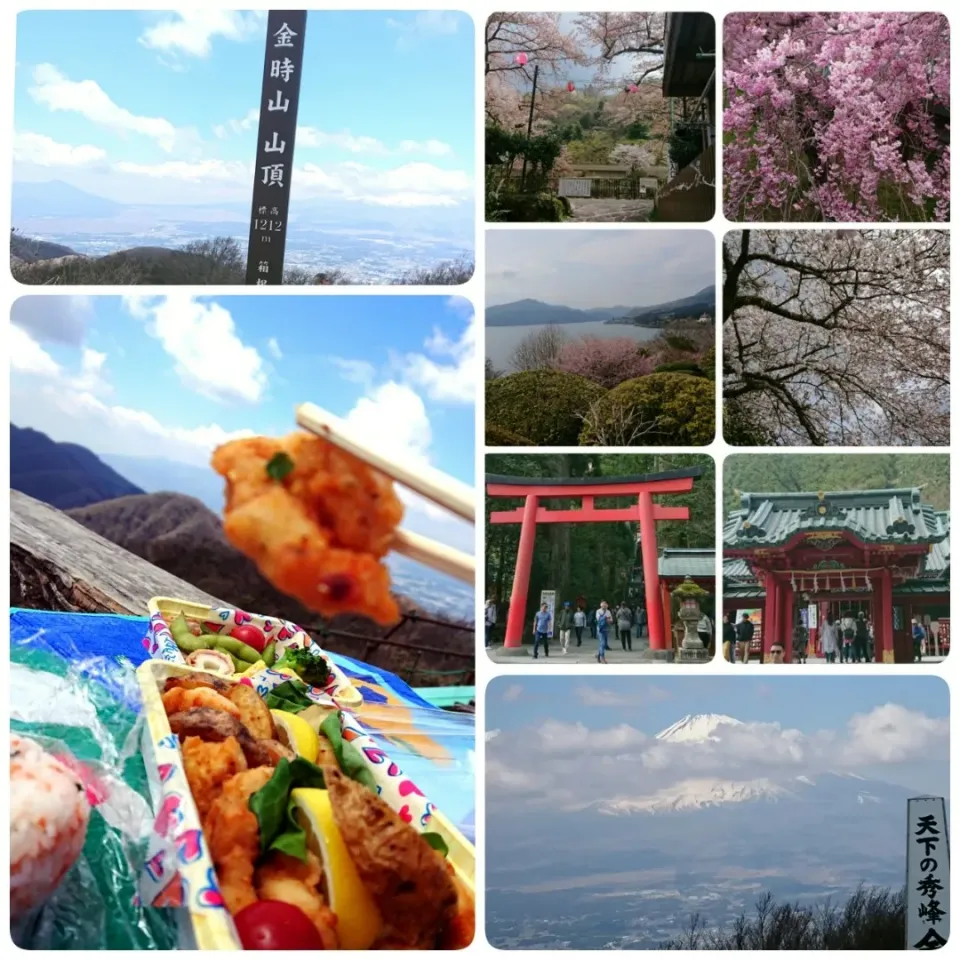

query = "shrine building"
(723, 488), (950, 663)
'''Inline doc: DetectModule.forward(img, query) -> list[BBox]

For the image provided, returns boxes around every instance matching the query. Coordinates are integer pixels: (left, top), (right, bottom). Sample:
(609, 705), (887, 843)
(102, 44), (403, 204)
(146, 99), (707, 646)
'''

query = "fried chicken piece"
(181, 736), (248, 822)
(211, 433), (403, 625)
(227, 683), (276, 741)
(204, 766), (274, 915)
(162, 686), (241, 720)
(255, 852), (339, 949)
(164, 674), (232, 696)
(323, 765), (458, 948)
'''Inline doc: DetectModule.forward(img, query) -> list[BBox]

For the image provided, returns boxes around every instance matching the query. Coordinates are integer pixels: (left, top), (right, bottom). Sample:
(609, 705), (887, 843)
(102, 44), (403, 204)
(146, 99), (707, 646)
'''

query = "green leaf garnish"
(320, 711), (378, 793)
(248, 757), (327, 861)
(264, 679), (313, 713)
(266, 451), (295, 481)
(422, 832), (449, 857)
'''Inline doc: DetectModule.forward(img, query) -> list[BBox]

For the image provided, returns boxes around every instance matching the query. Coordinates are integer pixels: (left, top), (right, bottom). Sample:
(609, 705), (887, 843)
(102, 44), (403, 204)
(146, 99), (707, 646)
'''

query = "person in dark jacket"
(723, 612), (737, 663)
(735, 613), (755, 662)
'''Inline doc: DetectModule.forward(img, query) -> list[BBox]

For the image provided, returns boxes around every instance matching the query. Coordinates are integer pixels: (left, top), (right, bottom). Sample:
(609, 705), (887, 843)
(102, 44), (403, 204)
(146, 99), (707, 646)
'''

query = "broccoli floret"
(274, 646), (331, 688)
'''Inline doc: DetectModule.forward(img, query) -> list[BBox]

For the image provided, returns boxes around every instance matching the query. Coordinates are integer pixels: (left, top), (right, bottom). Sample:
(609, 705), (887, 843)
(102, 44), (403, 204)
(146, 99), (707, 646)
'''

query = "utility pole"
(519, 63), (539, 191)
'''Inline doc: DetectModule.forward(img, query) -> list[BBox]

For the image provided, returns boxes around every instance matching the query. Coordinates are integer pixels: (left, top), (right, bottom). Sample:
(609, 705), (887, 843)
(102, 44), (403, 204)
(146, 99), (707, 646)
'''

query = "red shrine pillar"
(781, 583), (794, 663)
(763, 574), (779, 662)
(661, 580), (673, 651)
(637, 491), (666, 651)
(504, 494), (539, 647)
(879, 568), (894, 664)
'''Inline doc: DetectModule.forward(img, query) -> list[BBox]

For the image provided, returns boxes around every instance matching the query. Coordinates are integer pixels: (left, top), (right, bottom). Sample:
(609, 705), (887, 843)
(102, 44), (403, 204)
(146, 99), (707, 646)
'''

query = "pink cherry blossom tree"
(555, 336), (657, 389)
(724, 12), (950, 222)
(576, 12), (667, 84)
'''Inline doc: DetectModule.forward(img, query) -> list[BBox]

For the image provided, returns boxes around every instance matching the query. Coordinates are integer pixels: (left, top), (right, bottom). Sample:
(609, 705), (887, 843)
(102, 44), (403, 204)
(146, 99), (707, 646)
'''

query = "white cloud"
(487, 705), (949, 811)
(9, 324), (61, 376)
(214, 108), (259, 139)
(502, 684), (524, 702)
(297, 127), (388, 154)
(330, 357), (375, 386)
(12, 132), (105, 167)
(123, 295), (267, 404)
(266, 337), (283, 361)
(400, 309), (476, 403)
(29, 64), (182, 153)
(399, 139), (453, 156)
(140, 11), (265, 58)
(343, 381), (432, 466)
(96, 156), (472, 208)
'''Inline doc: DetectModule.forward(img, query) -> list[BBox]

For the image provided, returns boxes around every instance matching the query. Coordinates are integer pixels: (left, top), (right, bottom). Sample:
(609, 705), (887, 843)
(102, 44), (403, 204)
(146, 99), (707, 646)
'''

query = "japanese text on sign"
(244, 12), (307, 285)
(906, 797), (950, 949)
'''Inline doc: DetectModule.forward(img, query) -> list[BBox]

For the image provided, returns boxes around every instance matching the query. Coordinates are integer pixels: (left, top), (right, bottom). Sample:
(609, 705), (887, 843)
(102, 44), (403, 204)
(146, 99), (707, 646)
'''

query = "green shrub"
(492, 192), (570, 222)
(654, 360), (706, 376)
(486, 370), (604, 445)
(663, 334), (697, 353)
(579, 373), (715, 446)
(485, 424), (535, 446)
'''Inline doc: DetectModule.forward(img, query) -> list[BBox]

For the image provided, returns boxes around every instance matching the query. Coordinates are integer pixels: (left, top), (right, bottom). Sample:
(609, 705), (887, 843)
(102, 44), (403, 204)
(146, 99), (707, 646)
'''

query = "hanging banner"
(906, 796), (949, 949)
(245, 11), (308, 285)
(540, 590), (556, 639)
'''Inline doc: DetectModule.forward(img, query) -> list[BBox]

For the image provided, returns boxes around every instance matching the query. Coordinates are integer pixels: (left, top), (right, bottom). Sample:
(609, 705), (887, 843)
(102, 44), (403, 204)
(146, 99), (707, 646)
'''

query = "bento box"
(136, 659), (475, 950)
(145, 596), (363, 709)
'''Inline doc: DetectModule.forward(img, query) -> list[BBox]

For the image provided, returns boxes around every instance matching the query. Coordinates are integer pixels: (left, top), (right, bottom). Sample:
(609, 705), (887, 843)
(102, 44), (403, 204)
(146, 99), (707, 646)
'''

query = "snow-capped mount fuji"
(655, 713), (744, 743)
(590, 714), (917, 816)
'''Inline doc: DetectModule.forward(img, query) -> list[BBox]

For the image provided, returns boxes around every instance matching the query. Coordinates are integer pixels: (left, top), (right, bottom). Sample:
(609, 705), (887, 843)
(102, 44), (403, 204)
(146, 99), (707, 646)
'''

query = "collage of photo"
(3, 5), (952, 956)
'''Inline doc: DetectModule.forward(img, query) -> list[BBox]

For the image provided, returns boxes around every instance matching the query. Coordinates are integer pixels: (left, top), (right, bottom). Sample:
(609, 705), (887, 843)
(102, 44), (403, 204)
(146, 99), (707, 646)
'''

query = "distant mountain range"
(486, 286), (715, 328)
(11, 425), (145, 508)
(9, 424), (474, 630)
(487, 712), (944, 949)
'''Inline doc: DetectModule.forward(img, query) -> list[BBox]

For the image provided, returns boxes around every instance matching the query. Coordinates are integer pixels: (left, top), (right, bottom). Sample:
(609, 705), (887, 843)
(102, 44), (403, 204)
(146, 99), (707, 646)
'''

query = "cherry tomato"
(230, 624), (266, 653)
(234, 901), (325, 950)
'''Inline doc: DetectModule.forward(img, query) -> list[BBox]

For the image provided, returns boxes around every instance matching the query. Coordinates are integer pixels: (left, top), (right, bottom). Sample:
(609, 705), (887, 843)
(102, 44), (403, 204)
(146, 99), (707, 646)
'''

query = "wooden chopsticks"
(295, 403), (475, 584)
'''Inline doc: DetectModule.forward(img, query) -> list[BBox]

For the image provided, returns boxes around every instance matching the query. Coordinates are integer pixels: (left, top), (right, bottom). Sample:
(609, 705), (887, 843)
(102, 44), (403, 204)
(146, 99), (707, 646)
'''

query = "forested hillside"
(724, 454), (949, 511)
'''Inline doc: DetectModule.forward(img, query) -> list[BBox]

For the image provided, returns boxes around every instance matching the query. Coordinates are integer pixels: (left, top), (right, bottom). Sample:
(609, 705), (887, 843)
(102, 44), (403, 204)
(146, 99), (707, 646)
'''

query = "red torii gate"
(487, 468), (705, 649)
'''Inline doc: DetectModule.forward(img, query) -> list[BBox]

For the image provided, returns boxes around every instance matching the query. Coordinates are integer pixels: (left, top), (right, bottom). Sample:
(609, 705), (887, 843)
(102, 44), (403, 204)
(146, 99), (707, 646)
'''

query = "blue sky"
(487, 676), (950, 804)
(10, 293), (475, 549)
(13, 10), (474, 208)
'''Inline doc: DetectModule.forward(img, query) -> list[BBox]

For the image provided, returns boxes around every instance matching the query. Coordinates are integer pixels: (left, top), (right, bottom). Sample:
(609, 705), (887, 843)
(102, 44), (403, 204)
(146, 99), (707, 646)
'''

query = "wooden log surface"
(10, 490), (224, 614)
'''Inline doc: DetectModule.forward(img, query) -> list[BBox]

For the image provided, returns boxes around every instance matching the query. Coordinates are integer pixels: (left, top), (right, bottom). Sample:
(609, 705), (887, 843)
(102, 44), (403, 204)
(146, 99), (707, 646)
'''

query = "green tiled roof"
(659, 547), (715, 579)
(724, 488), (948, 551)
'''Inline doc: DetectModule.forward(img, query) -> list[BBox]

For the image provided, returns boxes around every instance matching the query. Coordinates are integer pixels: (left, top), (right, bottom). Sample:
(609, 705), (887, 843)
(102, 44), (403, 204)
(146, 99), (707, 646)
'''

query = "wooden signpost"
(245, 11), (307, 285)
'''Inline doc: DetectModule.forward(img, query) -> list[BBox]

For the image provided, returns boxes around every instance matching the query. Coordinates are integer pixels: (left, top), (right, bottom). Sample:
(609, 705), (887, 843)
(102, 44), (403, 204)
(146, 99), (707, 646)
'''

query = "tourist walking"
(484, 597), (497, 647)
(588, 607), (597, 639)
(722, 612), (737, 663)
(735, 613), (754, 663)
(854, 612), (869, 663)
(596, 601), (612, 663)
(617, 602), (633, 651)
(840, 612), (856, 663)
(820, 614), (839, 663)
(912, 617), (926, 662)
(532, 602), (552, 659)
(866, 617), (875, 662)
(557, 601), (573, 654)
(792, 616), (808, 664)
(573, 605), (586, 646)
(637, 606), (647, 639)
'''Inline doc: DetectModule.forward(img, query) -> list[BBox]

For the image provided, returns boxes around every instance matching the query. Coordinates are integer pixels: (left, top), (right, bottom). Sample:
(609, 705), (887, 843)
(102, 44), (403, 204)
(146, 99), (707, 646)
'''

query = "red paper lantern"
(567, 81), (575, 92)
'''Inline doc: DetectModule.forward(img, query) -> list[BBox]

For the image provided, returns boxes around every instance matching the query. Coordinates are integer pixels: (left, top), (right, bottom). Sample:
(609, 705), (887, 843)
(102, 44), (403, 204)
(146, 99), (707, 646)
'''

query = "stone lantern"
(673, 578), (711, 663)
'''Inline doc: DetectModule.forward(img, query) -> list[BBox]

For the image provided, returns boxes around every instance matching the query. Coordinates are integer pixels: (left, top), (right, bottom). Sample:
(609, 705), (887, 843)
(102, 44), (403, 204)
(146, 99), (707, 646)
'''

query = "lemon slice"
(270, 709), (320, 763)
(291, 788), (383, 949)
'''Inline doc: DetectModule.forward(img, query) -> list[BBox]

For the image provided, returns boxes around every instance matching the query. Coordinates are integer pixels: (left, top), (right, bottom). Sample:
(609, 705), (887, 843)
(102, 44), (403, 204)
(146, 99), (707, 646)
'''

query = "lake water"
(485, 321), (661, 371)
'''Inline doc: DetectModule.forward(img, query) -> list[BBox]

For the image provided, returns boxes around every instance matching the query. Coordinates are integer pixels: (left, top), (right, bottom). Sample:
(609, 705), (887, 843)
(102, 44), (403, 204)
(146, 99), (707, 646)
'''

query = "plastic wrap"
(9, 631), (177, 950)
